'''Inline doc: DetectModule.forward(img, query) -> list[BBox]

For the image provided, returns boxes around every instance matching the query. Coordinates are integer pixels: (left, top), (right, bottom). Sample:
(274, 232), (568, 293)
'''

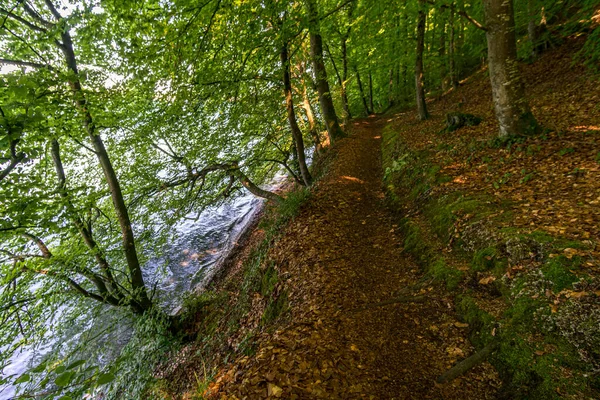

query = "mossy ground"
(382, 38), (600, 399)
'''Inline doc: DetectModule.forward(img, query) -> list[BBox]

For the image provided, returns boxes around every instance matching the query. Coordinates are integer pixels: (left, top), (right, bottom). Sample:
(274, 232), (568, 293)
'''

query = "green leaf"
(15, 373), (31, 384)
(54, 371), (75, 387)
(31, 362), (47, 373)
(96, 372), (115, 385)
(66, 360), (86, 370)
(57, 396), (73, 400)
(55, 365), (67, 374)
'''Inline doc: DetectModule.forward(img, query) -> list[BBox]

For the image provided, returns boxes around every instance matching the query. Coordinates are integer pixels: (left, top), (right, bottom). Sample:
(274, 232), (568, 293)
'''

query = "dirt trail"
(211, 116), (500, 399)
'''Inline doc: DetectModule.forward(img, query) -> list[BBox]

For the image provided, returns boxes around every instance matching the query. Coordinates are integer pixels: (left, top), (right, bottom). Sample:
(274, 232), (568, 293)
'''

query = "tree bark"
(49, 140), (128, 309)
(415, 0), (429, 121)
(305, 0), (345, 143)
(449, 7), (459, 90)
(340, 37), (352, 124)
(299, 65), (323, 155)
(368, 71), (374, 113)
(230, 169), (283, 203)
(483, 0), (538, 137)
(438, 9), (448, 91)
(355, 67), (371, 115)
(281, 42), (312, 187)
(44, 0), (152, 313)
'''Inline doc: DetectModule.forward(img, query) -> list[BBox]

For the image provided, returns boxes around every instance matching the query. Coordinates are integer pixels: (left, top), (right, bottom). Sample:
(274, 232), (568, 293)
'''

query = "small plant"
(519, 169), (535, 184)
(558, 147), (574, 156)
(526, 144), (542, 156)
(493, 172), (512, 189)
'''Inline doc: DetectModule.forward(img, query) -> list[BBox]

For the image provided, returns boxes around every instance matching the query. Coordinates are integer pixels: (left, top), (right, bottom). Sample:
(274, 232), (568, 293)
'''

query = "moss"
(541, 259), (579, 292)
(471, 247), (501, 272)
(455, 295), (495, 347)
(381, 120), (599, 399)
(401, 220), (431, 265)
(429, 258), (463, 290)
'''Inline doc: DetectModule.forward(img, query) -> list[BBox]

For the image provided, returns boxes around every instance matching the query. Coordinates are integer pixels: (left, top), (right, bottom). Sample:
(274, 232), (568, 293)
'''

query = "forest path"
(212, 116), (499, 399)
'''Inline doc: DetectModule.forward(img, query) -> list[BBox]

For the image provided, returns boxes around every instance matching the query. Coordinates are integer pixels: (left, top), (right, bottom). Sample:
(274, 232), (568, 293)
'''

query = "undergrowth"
(382, 122), (600, 398)
(145, 184), (312, 398)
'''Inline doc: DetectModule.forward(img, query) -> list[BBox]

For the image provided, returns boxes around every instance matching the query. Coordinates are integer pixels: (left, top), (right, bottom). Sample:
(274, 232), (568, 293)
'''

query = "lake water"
(0, 176), (284, 399)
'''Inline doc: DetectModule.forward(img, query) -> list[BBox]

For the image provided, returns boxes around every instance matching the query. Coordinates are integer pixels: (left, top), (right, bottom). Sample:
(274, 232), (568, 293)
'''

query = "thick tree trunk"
(45, 0), (152, 313)
(305, 0), (345, 143)
(483, 0), (538, 137)
(415, 0), (429, 121)
(281, 43), (312, 187)
(355, 67), (371, 115)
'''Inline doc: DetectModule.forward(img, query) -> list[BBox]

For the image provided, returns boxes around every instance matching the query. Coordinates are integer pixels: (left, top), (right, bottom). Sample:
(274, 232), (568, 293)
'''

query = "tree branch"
(426, 1), (487, 31)
(0, 6), (46, 32)
(19, 0), (54, 27)
(0, 57), (53, 70)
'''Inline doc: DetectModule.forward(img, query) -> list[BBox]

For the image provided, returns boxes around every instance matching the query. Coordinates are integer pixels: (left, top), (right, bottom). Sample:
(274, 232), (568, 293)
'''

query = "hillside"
(155, 35), (600, 400)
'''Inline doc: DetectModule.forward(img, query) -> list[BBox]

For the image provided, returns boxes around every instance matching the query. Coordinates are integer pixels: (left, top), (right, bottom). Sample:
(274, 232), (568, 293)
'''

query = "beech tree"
(483, 0), (538, 137)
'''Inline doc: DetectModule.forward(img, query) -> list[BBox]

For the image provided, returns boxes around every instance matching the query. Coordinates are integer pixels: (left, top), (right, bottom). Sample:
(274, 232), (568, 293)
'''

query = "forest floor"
(196, 115), (501, 399)
(161, 37), (600, 399)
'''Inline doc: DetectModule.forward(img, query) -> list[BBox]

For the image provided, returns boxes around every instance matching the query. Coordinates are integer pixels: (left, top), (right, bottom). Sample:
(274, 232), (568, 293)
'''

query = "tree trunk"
(50, 140), (127, 309)
(300, 80), (322, 156)
(281, 42), (312, 187)
(368, 71), (374, 114)
(46, 0), (152, 313)
(483, 0), (538, 137)
(355, 67), (370, 115)
(388, 68), (395, 107)
(341, 37), (352, 124)
(449, 7), (459, 90)
(305, 0), (345, 143)
(438, 10), (448, 91)
(415, 0), (429, 121)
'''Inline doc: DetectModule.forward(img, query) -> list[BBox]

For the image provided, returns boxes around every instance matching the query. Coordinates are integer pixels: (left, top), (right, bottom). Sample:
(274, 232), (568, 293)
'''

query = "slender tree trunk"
(281, 43), (312, 187)
(49, 140), (127, 309)
(415, 0), (429, 121)
(483, 0), (538, 137)
(300, 81), (322, 156)
(388, 68), (395, 107)
(305, 0), (345, 143)
(45, 0), (152, 313)
(402, 12), (410, 100)
(368, 71), (374, 113)
(438, 10), (448, 91)
(355, 67), (371, 115)
(527, 0), (546, 58)
(449, 7), (459, 90)
(341, 37), (352, 124)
